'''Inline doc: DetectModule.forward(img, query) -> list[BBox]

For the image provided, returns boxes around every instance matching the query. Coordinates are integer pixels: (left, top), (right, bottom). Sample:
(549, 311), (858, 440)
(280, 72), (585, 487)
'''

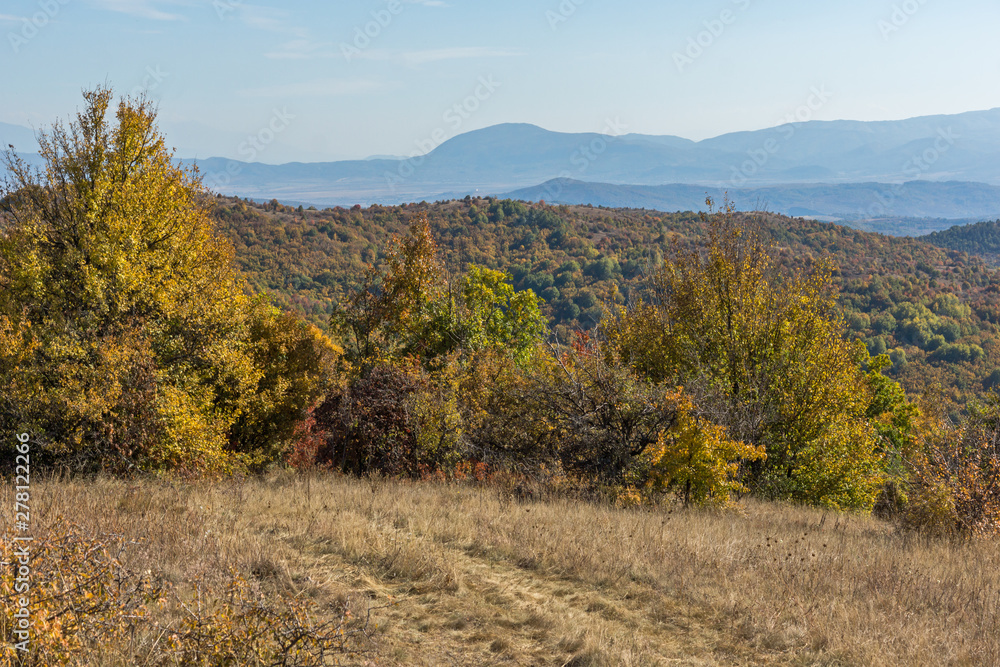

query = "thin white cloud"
(237, 5), (308, 38)
(240, 79), (391, 98)
(401, 47), (524, 66)
(253, 1), (453, 61)
(0, 14), (21, 22)
(244, 15), (305, 36)
(263, 37), (336, 60)
(88, 0), (187, 21)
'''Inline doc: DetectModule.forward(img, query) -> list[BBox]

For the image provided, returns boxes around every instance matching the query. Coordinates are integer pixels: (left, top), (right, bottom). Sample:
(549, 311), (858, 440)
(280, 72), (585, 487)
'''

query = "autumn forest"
(3, 90), (1000, 665)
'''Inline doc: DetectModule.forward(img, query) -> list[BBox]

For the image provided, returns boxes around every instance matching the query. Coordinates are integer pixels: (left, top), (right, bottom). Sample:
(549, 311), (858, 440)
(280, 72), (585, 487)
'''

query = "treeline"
(293, 200), (1000, 536)
(212, 194), (1000, 415)
(2, 90), (999, 538)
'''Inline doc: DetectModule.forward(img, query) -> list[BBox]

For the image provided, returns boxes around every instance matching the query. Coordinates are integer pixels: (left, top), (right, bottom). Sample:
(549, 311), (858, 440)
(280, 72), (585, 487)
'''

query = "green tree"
(333, 219), (546, 369)
(462, 265), (547, 365)
(604, 200), (885, 510)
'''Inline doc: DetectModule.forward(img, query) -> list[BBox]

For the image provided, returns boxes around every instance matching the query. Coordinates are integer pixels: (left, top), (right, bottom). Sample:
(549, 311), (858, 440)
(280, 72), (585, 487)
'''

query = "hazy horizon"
(3, 0), (1000, 164)
(8, 107), (1000, 167)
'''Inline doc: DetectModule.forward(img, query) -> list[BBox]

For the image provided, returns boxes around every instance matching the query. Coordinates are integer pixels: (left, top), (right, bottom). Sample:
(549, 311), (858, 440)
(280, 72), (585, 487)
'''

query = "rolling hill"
(210, 195), (1000, 414)
(7, 108), (1000, 223)
(922, 219), (1000, 263)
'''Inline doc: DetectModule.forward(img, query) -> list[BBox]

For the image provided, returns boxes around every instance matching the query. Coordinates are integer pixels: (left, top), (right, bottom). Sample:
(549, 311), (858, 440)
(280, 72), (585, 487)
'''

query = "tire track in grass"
(284, 507), (802, 666)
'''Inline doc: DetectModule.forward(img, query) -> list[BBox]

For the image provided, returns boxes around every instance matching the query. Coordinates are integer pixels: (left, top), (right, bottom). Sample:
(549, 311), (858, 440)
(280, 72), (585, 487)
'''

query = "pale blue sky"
(2, 0), (999, 163)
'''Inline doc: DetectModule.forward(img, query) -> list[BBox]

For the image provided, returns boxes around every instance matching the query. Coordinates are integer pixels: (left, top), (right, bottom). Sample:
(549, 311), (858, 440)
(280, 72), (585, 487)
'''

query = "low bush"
(903, 399), (1000, 538)
(0, 518), (377, 665)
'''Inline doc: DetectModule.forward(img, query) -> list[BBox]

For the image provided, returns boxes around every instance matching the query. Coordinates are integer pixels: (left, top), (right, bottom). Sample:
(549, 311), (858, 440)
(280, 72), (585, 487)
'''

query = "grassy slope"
(12, 475), (1000, 665)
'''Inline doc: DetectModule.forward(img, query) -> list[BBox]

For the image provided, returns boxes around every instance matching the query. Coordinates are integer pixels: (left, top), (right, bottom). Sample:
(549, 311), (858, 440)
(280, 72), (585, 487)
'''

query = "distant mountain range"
(4, 109), (1000, 222)
(0, 122), (40, 152)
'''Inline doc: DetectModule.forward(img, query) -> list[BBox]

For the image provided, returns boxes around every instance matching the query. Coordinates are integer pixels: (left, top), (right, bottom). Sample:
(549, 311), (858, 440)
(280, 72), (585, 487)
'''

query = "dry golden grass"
(3, 471), (1000, 665)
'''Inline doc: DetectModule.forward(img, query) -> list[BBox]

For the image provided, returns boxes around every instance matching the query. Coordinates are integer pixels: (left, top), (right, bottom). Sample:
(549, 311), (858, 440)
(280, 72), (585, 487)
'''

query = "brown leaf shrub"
(0, 519), (377, 665)
(0, 520), (163, 665)
(904, 399), (1000, 538)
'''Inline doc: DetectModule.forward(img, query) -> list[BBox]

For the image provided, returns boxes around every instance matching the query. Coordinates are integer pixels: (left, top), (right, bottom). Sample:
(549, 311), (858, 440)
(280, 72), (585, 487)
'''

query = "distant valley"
(503, 179), (1000, 235)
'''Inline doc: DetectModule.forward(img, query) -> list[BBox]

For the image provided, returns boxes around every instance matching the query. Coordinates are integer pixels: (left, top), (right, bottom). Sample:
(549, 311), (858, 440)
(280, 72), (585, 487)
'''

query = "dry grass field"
(3, 472), (1000, 665)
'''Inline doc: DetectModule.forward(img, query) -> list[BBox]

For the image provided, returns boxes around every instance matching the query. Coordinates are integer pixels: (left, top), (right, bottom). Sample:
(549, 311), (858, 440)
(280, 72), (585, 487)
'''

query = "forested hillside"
(923, 219), (1000, 264)
(213, 195), (1000, 413)
(4, 88), (999, 532)
(6, 96), (1000, 667)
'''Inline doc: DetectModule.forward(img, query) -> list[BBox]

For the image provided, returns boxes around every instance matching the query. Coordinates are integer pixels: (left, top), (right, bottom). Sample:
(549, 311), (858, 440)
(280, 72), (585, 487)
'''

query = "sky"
(2, 0), (1000, 164)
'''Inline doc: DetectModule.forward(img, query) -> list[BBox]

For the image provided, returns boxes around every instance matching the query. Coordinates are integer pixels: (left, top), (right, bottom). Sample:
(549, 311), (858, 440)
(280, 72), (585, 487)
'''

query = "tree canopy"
(5, 89), (998, 531)
(603, 201), (900, 510)
(0, 88), (334, 472)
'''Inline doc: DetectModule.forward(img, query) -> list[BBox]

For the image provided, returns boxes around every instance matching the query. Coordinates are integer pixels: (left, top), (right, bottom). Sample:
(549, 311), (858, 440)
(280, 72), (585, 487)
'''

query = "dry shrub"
(325, 363), (419, 475)
(164, 570), (373, 665)
(0, 518), (377, 665)
(450, 458), (488, 483)
(0, 520), (162, 665)
(901, 396), (1000, 538)
(904, 432), (1000, 538)
(285, 403), (333, 471)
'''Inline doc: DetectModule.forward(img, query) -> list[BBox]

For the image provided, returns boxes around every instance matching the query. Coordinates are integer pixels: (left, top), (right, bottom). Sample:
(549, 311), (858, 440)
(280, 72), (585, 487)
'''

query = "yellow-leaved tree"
(604, 200), (891, 510)
(0, 87), (334, 472)
(638, 389), (766, 508)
